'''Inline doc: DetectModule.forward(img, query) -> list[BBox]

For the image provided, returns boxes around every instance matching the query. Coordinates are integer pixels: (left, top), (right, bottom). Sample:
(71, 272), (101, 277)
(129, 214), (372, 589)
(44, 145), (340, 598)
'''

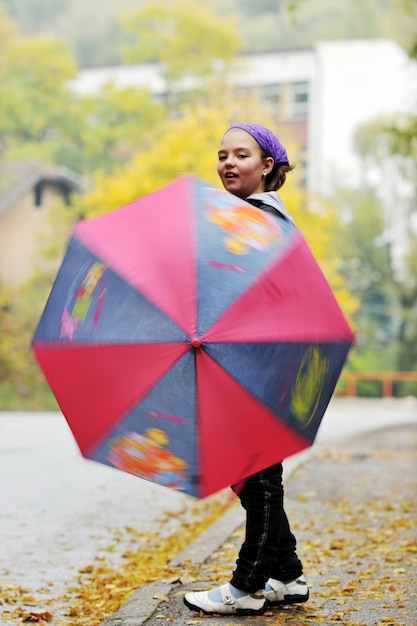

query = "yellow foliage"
(122, 0), (242, 80)
(79, 106), (230, 217)
(77, 105), (357, 324)
(0, 6), (18, 77)
(6, 35), (77, 90)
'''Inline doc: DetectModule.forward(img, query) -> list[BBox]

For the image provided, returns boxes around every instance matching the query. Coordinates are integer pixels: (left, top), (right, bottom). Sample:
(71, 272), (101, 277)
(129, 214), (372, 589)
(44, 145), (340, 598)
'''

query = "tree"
(289, 194), (359, 323)
(2, 0), (415, 64)
(331, 104), (417, 384)
(353, 0), (417, 359)
(0, 20), (167, 173)
(333, 188), (396, 351)
(238, 0), (287, 14)
(121, 0), (242, 111)
(0, 284), (58, 408)
(0, 5), (18, 75)
(393, 0), (417, 58)
(349, 0), (417, 375)
(0, 8), (17, 152)
(0, 33), (79, 160)
(77, 83), (166, 173)
(72, 103), (357, 321)
(355, 115), (417, 369)
(0, 191), (78, 409)
(1, 0), (70, 30)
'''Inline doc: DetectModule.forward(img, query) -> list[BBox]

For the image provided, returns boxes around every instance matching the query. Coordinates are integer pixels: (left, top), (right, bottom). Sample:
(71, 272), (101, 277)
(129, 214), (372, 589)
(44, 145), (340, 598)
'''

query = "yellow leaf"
(153, 593), (169, 602)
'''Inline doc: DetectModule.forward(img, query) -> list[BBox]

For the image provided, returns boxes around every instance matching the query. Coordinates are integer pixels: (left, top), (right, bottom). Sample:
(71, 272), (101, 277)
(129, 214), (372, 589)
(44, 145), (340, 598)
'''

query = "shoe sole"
(268, 590), (310, 607)
(183, 596), (267, 616)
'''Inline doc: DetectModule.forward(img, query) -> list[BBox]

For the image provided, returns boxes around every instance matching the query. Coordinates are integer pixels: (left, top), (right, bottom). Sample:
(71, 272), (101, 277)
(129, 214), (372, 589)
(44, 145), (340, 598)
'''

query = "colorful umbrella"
(33, 176), (354, 498)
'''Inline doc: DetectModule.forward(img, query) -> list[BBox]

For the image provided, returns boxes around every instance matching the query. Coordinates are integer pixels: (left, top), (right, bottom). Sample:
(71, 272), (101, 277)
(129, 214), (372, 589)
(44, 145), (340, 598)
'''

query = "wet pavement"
(103, 420), (417, 626)
(1, 398), (416, 624)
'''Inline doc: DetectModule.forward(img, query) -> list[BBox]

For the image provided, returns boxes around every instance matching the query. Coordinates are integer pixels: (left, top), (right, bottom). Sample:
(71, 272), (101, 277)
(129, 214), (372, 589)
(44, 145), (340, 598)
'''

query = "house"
(70, 39), (417, 195)
(0, 161), (82, 290)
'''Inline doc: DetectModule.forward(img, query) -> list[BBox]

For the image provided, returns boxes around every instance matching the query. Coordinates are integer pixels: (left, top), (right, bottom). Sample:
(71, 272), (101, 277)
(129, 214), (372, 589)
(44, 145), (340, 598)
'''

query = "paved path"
(104, 419), (417, 626)
(0, 413), (196, 597)
(0, 398), (416, 611)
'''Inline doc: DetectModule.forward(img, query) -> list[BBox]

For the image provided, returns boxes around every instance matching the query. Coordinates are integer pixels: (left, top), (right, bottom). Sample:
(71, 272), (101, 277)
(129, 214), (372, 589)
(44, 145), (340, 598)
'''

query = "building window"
(261, 83), (281, 108)
(34, 182), (43, 207)
(234, 84), (254, 100)
(297, 147), (308, 188)
(291, 81), (309, 119)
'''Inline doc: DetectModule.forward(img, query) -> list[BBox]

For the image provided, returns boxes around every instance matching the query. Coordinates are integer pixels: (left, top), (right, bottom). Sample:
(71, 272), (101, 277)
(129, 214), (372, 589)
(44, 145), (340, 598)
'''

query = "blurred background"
(1, 0), (416, 408)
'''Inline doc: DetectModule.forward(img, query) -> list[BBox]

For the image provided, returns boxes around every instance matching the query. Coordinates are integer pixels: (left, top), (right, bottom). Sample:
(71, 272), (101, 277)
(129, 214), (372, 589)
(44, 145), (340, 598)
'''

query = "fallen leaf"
(153, 594), (169, 602)
(178, 574), (195, 585)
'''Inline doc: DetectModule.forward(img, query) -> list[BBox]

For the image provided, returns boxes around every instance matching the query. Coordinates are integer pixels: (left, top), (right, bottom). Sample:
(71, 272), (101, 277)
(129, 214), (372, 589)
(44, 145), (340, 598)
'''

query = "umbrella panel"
(204, 232), (354, 344)
(91, 350), (198, 495)
(34, 238), (188, 344)
(72, 178), (198, 336)
(195, 185), (297, 335)
(206, 341), (351, 442)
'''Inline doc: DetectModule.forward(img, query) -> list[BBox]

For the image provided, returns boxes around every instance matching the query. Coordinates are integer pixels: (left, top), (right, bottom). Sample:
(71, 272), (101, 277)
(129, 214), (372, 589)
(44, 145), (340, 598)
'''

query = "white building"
(309, 39), (417, 194)
(71, 39), (417, 196)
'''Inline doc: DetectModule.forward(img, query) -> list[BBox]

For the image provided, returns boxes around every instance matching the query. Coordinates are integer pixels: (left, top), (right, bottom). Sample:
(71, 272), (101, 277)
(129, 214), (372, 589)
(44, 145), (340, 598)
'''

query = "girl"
(184, 122), (309, 616)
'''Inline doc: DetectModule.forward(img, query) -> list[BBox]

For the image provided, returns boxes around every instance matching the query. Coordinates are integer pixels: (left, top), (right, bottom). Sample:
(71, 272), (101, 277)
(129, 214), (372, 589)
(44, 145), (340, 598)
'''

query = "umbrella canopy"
(33, 176), (354, 498)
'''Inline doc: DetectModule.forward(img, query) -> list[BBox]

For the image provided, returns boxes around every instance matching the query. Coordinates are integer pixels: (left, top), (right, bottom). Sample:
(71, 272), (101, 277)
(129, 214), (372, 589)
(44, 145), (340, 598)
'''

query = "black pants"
(230, 462), (303, 593)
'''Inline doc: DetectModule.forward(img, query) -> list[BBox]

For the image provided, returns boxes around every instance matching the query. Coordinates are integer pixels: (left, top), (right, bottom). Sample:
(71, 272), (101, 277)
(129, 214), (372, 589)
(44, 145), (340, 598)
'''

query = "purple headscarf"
(226, 122), (289, 165)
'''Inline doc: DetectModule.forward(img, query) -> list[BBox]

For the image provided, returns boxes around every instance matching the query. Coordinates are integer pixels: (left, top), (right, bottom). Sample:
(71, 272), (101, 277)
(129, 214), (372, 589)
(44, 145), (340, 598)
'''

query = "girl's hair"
(260, 147), (296, 191)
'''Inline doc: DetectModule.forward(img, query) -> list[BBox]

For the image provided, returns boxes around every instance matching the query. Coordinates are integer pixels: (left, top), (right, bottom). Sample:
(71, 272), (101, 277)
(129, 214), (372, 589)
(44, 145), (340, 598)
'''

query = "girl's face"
(217, 129), (274, 199)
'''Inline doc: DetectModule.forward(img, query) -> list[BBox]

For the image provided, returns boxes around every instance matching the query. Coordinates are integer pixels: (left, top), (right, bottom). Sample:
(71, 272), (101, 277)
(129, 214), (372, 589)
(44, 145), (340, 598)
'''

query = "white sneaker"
(184, 583), (267, 615)
(264, 575), (309, 605)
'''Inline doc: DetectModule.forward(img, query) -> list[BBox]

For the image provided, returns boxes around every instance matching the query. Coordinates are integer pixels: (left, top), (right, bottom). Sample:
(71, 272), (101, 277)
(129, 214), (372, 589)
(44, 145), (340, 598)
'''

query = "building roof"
(0, 160), (83, 216)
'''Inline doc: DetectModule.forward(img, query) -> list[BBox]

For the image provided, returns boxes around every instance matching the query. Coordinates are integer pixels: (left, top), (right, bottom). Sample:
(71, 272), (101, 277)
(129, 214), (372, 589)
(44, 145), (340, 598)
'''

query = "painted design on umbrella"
(32, 176), (354, 498)
(107, 428), (191, 491)
(60, 261), (107, 340)
(289, 346), (329, 428)
(204, 187), (282, 255)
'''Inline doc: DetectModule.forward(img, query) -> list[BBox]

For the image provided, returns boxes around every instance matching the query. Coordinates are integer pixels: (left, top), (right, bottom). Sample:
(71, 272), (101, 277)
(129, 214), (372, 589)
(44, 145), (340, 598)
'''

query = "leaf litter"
(2, 425), (416, 625)
(1, 490), (234, 625)
(144, 425), (417, 626)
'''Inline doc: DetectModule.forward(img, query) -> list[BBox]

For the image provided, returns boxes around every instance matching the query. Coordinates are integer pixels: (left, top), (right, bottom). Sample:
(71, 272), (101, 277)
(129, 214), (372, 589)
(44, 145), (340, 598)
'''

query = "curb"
(99, 580), (174, 626)
(100, 506), (245, 626)
(169, 502), (244, 568)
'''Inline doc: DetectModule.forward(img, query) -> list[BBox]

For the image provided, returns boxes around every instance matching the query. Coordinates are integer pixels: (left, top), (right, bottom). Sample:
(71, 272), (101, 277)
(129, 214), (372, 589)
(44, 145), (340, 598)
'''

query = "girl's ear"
(264, 156), (274, 175)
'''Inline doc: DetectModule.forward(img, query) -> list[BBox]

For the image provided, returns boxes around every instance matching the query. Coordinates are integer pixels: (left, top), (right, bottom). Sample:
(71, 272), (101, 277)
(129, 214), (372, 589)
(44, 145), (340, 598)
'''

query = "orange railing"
(339, 371), (417, 398)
